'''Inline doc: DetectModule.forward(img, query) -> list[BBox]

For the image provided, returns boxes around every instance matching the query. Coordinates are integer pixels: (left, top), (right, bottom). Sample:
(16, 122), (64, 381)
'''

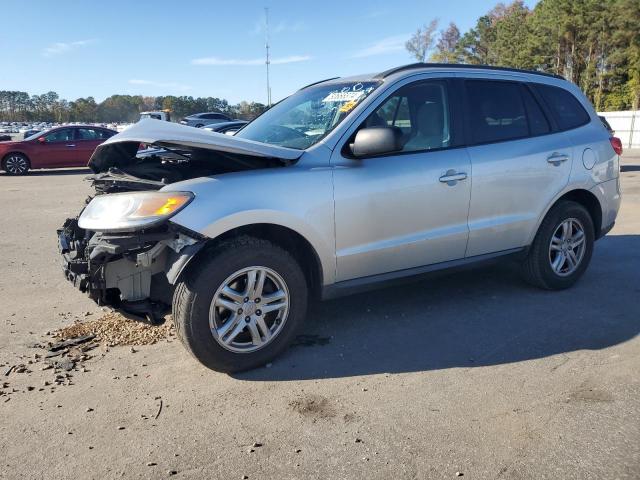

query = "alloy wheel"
(548, 218), (586, 277)
(209, 266), (290, 353)
(4, 155), (28, 174)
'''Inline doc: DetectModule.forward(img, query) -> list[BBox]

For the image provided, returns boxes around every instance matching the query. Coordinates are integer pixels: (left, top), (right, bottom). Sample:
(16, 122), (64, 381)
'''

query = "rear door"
(75, 128), (113, 166)
(463, 78), (574, 257)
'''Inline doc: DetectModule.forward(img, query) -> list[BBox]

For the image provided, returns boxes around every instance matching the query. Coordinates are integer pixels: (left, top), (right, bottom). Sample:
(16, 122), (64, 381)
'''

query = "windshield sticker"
(322, 91), (365, 103)
(339, 100), (358, 113)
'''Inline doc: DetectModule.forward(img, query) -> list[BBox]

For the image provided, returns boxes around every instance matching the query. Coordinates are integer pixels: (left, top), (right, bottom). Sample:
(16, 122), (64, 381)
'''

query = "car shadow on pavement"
(237, 234), (640, 381)
(620, 165), (640, 172)
(0, 168), (91, 177)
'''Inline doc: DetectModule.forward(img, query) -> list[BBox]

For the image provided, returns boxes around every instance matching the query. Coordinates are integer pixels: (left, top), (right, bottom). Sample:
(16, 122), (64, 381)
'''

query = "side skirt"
(321, 247), (527, 300)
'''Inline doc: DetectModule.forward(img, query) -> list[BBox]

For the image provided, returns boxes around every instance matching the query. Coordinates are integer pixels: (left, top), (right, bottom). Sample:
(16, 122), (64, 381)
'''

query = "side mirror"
(350, 127), (403, 158)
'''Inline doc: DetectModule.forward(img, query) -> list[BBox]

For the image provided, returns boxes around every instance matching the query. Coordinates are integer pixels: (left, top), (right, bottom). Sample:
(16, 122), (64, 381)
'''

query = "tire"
(173, 236), (308, 372)
(522, 201), (594, 290)
(3, 153), (30, 175)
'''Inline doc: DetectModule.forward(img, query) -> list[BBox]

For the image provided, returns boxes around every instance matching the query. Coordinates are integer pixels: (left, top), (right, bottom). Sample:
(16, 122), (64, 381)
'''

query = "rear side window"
(466, 80), (528, 144)
(535, 84), (590, 130)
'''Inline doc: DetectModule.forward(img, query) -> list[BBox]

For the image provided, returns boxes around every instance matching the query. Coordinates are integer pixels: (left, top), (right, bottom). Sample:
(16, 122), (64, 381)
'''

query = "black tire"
(173, 236), (308, 372)
(522, 201), (594, 290)
(2, 153), (30, 175)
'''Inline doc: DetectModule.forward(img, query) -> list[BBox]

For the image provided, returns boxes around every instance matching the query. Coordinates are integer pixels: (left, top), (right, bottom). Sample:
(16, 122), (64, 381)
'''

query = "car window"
(44, 128), (75, 143)
(534, 84), (590, 131)
(521, 86), (550, 136)
(466, 80), (528, 144)
(77, 128), (103, 140)
(363, 80), (451, 153)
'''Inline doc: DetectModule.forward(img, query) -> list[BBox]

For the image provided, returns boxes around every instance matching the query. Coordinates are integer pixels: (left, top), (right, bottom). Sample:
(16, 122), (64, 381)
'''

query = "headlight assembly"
(78, 191), (193, 232)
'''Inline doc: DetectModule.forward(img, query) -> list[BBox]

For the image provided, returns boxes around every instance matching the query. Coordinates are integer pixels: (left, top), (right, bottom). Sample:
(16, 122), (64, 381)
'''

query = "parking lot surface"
(1, 153), (639, 479)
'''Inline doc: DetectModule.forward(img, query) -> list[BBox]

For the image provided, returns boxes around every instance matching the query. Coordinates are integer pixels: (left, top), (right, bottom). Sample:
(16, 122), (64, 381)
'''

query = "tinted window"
(466, 80), (528, 144)
(364, 80), (450, 153)
(535, 84), (590, 130)
(521, 86), (550, 135)
(44, 128), (74, 142)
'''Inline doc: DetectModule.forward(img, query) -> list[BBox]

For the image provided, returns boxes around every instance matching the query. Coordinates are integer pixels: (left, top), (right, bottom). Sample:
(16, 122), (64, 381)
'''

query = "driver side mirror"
(349, 127), (403, 158)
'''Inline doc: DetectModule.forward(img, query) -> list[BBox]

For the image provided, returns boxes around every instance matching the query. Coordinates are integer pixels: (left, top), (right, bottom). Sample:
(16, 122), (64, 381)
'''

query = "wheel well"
(554, 189), (603, 238)
(192, 224), (324, 300)
(2, 151), (30, 168)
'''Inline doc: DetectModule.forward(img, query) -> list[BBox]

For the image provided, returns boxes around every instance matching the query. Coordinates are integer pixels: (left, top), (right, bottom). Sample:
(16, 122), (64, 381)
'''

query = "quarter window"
(534, 84), (590, 131)
(521, 86), (550, 135)
(363, 80), (451, 153)
(466, 80), (528, 144)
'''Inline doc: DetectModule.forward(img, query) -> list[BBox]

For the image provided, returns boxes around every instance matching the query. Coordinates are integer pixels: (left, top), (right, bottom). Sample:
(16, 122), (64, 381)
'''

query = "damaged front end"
(57, 120), (302, 322)
(58, 217), (205, 322)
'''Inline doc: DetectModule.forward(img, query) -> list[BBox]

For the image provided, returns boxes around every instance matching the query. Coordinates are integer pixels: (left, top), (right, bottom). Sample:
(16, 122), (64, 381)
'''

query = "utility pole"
(265, 7), (272, 107)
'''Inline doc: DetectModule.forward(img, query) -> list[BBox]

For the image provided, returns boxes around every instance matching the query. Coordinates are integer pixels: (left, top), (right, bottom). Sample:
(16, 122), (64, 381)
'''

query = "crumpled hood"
(88, 119), (303, 172)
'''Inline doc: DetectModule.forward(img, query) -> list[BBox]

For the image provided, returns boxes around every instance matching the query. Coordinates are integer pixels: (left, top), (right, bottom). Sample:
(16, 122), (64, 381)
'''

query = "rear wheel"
(522, 201), (594, 290)
(3, 153), (30, 175)
(173, 236), (308, 372)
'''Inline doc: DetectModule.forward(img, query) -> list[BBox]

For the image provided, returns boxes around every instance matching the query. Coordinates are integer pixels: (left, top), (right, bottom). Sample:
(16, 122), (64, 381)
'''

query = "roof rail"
(375, 63), (564, 80)
(299, 77), (340, 90)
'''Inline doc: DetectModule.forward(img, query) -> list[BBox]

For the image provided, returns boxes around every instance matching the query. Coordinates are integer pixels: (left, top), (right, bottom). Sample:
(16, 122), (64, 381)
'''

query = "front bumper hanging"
(58, 218), (204, 322)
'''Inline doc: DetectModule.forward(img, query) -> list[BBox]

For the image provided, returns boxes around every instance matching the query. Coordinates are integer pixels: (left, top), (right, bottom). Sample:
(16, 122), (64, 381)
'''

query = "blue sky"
(1, 0), (538, 104)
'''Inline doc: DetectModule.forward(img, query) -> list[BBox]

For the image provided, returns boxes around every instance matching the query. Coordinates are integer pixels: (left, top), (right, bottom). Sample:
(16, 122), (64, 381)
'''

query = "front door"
(332, 79), (471, 281)
(32, 128), (77, 168)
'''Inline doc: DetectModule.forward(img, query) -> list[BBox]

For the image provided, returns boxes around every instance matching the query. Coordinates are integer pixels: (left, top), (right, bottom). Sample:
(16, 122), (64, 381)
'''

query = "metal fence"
(597, 110), (639, 148)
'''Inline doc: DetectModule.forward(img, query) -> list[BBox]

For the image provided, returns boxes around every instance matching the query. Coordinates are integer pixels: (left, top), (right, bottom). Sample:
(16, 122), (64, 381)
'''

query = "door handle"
(439, 170), (467, 185)
(547, 152), (569, 165)
(65, 144), (76, 147)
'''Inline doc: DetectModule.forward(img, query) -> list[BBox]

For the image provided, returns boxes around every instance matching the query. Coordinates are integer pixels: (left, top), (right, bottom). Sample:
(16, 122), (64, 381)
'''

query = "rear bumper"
(58, 218), (205, 322)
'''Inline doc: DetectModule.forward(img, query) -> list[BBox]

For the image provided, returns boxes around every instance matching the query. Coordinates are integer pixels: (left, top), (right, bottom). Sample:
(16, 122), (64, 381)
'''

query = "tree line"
(0, 91), (267, 123)
(406, 0), (639, 111)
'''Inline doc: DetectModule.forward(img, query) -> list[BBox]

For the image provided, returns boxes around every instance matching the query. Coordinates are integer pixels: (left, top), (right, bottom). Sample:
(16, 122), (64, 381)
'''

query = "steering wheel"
(265, 125), (307, 143)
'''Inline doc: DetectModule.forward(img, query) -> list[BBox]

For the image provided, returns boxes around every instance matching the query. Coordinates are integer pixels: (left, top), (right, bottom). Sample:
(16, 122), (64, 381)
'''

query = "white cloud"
(43, 39), (96, 57)
(191, 55), (311, 66)
(128, 79), (192, 91)
(351, 34), (409, 58)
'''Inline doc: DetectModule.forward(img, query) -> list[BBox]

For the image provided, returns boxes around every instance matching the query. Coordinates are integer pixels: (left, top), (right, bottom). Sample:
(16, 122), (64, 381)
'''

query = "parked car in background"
(0, 135), (11, 142)
(202, 120), (248, 135)
(180, 112), (231, 128)
(22, 129), (41, 139)
(1, 125), (117, 175)
(58, 64), (622, 372)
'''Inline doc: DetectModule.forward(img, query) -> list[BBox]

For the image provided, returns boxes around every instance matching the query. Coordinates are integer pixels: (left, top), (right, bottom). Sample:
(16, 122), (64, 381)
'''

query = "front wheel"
(3, 154), (30, 175)
(173, 236), (308, 372)
(522, 201), (594, 290)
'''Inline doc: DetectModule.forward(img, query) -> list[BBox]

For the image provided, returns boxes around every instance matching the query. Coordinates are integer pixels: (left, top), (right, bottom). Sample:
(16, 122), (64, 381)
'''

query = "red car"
(0, 125), (117, 175)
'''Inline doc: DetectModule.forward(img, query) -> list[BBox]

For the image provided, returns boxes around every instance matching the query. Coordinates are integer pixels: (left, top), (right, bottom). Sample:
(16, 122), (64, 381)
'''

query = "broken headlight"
(78, 191), (193, 232)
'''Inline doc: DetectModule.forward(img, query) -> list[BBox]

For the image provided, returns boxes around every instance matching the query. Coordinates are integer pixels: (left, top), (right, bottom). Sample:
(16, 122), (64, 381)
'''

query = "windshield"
(235, 81), (380, 149)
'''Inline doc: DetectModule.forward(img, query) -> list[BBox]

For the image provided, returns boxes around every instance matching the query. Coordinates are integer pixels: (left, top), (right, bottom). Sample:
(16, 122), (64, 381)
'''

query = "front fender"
(165, 166), (336, 285)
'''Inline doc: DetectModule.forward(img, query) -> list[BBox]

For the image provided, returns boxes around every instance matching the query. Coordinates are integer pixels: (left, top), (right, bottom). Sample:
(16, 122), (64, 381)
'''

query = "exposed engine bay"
(58, 120), (301, 321)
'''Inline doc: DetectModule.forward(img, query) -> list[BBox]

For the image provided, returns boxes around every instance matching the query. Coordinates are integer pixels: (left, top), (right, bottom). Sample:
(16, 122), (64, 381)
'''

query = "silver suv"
(58, 64), (622, 372)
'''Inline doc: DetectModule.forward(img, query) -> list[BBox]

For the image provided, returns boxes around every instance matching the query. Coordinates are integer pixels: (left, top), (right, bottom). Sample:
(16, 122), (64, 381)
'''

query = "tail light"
(610, 137), (623, 156)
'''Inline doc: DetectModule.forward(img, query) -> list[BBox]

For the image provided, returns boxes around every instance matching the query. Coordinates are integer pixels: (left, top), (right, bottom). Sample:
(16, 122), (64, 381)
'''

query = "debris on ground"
(53, 312), (175, 346)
